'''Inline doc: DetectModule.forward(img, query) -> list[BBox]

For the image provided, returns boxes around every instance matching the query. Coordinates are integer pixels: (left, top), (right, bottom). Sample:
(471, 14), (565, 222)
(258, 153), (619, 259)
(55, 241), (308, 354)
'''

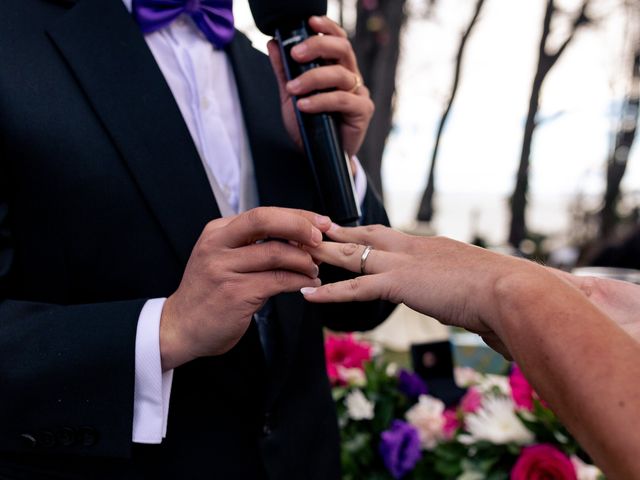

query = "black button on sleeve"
(78, 426), (98, 447)
(39, 430), (56, 448)
(57, 427), (76, 447)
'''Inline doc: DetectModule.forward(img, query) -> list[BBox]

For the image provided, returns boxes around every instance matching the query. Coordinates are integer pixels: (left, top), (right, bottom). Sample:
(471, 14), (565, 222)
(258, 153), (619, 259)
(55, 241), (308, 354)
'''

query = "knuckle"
(244, 208), (262, 227)
(246, 207), (273, 230)
(272, 269), (289, 285)
(337, 37), (351, 53)
(341, 243), (359, 257)
(347, 277), (361, 292)
(365, 224), (385, 234)
(203, 219), (221, 238)
(264, 241), (285, 263)
(366, 99), (375, 116)
(304, 37), (319, 53)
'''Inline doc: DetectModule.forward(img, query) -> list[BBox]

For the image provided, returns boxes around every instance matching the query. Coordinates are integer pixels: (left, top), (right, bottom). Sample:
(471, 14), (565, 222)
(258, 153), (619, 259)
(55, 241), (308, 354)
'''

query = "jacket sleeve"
(0, 194), (144, 459)
(316, 180), (397, 332)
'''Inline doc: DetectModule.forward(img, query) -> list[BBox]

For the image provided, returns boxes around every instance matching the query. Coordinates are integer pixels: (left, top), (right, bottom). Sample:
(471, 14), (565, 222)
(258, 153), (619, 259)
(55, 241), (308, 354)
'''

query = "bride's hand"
(302, 223), (541, 358)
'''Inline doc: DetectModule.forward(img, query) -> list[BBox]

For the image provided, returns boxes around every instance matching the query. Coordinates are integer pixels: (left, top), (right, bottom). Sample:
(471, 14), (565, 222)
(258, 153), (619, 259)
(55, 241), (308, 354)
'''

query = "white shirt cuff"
(352, 155), (368, 206)
(132, 298), (174, 444)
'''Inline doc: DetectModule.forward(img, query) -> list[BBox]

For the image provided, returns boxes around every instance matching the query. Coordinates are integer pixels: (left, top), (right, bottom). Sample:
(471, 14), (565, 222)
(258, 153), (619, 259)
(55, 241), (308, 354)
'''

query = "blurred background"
(234, 0), (640, 360)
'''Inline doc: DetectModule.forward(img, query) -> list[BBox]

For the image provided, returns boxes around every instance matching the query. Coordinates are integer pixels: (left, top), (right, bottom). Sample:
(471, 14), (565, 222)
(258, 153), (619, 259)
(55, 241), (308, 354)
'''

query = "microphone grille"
(248, 0), (327, 36)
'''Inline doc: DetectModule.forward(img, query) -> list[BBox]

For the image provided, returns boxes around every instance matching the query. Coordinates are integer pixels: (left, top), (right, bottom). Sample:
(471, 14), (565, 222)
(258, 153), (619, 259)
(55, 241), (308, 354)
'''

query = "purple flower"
(398, 370), (428, 399)
(379, 420), (422, 479)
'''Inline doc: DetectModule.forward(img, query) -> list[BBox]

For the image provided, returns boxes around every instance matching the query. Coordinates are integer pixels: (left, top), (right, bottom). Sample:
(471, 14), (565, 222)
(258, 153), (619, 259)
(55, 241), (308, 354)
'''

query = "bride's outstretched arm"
(304, 223), (640, 479)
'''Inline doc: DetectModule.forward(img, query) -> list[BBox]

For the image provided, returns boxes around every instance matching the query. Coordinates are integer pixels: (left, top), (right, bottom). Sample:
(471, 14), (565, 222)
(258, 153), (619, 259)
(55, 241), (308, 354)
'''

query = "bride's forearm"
(491, 270), (640, 479)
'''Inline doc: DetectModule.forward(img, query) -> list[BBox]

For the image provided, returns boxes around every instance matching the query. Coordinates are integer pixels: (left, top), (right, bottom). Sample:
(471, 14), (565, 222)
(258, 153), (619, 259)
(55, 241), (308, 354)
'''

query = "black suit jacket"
(0, 0), (394, 478)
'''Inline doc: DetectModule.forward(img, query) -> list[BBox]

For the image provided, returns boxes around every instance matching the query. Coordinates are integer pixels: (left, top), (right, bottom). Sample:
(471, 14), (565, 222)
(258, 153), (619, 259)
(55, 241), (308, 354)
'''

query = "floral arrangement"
(325, 334), (604, 480)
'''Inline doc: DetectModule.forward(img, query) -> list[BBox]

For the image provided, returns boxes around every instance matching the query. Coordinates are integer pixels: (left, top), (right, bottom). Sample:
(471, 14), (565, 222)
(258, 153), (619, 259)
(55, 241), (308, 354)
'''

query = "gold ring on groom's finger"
(349, 74), (363, 93)
(360, 245), (373, 274)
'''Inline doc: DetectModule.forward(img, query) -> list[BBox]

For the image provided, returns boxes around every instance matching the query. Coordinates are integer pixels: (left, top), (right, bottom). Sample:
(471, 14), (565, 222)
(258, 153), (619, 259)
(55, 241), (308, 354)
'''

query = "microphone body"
(275, 22), (361, 226)
(248, 0), (360, 226)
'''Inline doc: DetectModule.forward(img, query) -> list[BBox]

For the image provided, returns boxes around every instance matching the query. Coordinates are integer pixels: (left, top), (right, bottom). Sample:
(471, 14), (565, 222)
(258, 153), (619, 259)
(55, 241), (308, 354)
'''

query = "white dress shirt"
(124, 0), (368, 444)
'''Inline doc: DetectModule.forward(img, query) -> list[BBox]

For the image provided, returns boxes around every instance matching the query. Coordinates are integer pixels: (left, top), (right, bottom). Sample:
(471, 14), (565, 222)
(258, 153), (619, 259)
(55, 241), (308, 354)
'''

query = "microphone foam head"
(248, 0), (327, 36)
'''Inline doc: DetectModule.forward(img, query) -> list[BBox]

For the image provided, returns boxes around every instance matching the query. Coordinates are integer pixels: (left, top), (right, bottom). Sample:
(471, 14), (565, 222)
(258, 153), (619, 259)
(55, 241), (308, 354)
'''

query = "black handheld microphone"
(248, 0), (361, 226)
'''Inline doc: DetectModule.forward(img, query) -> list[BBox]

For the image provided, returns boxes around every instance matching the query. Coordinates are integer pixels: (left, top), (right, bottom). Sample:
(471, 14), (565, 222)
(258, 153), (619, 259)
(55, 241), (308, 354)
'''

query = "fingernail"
(310, 15), (323, 22)
(301, 287), (317, 295)
(298, 98), (310, 108)
(313, 264), (320, 277)
(292, 44), (308, 57)
(315, 214), (331, 227)
(287, 79), (301, 92)
(329, 222), (340, 232)
(312, 227), (323, 245)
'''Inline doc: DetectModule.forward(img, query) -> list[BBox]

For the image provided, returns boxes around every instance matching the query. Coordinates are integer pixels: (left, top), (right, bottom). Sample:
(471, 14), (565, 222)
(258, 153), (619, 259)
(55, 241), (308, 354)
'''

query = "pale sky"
(234, 0), (639, 243)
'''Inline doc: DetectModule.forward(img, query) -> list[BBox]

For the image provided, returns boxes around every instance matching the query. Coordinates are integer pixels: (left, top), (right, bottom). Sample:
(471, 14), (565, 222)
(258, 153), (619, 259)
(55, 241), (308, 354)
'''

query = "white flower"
(345, 389), (375, 421)
(386, 362), (399, 378)
(405, 395), (446, 450)
(454, 367), (482, 388)
(338, 366), (367, 387)
(459, 395), (534, 445)
(477, 374), (511, 396)
(457, 472), (484, 480)
(572, 456), (603, 480)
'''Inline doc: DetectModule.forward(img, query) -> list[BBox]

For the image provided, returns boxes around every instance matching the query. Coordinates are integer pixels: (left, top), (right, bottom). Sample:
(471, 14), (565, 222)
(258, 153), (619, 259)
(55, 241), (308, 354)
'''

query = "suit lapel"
(47, 0), (220, 265)
(226, 36), (317, 407)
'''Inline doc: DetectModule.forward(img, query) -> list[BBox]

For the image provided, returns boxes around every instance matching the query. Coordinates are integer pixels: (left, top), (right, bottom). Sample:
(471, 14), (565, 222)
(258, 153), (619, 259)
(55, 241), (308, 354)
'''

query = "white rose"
(345, 389), (375, 421)
(338, 366), (367, 387)
(405, 395), (446, 450)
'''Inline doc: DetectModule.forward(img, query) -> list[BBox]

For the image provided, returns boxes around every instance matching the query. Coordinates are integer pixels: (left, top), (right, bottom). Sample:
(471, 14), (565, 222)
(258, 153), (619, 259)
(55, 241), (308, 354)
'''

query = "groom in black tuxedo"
(0, 0), (394, 478)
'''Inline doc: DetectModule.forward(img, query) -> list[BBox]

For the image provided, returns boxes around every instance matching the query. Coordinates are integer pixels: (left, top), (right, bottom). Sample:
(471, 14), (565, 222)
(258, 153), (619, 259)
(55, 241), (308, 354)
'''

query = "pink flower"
(460, 387), (482, 413)
(511, 444), (577, 480)
(509, 364), (536, 411)
(442, 408), (460, 439)
(325, 334), (372, 385)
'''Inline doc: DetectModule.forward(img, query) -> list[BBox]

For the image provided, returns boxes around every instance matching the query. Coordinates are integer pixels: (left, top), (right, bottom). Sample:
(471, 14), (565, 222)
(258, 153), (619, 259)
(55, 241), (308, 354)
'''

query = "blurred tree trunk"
(416, 0), (486, 223)
(352, 0), (407, 198)
(600, 50), (640, 237)
(508, 0), (590, 248)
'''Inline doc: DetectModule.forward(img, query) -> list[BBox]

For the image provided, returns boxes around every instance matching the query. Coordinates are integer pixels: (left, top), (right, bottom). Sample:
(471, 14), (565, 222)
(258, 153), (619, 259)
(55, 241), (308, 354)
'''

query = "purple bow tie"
(132, 0), (235, 49)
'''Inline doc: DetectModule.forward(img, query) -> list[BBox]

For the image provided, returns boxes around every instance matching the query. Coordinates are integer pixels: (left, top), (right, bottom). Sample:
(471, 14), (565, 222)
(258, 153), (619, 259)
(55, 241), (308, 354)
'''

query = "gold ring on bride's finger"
(360, 245), (373, 274)
(349, 74), (363, 93)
